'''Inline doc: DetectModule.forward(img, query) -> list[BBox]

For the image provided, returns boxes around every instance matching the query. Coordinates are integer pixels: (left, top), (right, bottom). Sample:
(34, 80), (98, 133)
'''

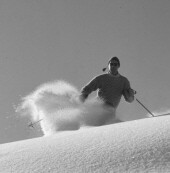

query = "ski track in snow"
(0, 115), (170, 173)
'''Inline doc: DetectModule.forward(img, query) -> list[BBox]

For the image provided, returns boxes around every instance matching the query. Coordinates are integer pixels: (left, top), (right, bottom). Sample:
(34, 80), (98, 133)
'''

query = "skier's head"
(103, 57), (120, 72)
(108, 57), (120, 67)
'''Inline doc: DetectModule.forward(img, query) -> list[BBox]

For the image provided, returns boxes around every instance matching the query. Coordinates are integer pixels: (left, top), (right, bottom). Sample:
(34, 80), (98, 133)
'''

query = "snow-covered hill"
(0, 115), (170, 173)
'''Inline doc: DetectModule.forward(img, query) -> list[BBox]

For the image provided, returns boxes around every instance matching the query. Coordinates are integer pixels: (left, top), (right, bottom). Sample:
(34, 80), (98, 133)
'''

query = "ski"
(153, 113), (170, 117)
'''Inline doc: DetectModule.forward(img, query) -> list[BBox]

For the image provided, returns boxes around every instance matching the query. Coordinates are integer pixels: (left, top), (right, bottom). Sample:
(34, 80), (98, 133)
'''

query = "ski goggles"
(109, 62), (119, 66)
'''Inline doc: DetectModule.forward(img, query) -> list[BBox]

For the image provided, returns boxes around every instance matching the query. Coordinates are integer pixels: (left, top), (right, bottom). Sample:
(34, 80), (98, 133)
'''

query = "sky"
(0, 0), (170, 144)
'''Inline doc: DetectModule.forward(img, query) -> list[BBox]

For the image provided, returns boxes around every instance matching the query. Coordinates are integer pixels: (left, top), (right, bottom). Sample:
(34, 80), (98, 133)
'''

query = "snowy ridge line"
(0, 115), (170, 172)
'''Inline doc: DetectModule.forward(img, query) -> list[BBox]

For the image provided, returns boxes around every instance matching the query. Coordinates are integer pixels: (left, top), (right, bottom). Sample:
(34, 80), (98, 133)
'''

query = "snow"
(16, 80), (119, 135)
(5, 80), (169, 172)
(0, 115), (170, 173)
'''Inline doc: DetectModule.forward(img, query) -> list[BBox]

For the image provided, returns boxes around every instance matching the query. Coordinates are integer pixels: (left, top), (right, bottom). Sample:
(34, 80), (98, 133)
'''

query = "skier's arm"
(80, 76), (99, 102)
(123, 79), (136, 103)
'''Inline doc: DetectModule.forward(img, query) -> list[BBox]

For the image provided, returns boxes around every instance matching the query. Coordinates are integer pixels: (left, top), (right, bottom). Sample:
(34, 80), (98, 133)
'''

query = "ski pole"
(28, 119), (43, 128)
(135, 97), (155, 117)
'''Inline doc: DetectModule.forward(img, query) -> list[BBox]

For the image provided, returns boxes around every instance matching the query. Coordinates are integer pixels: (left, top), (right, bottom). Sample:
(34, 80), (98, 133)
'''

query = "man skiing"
(79, 57), (136, 109)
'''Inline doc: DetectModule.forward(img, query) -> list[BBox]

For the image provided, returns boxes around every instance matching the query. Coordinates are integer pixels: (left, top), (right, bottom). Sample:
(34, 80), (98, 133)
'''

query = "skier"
(79, 57), (136, 109)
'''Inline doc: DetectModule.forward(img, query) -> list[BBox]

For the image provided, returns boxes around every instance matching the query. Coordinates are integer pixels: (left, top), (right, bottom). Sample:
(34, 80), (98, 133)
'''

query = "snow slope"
(0, 115), (170, 173)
